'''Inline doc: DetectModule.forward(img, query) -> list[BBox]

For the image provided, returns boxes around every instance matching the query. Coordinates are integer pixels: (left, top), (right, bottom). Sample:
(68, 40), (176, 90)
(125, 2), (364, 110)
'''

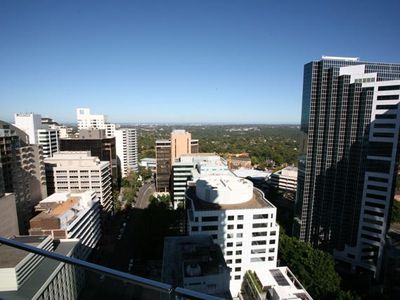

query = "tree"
(279, 233), (360, 300)
(391, 200), (400, 223)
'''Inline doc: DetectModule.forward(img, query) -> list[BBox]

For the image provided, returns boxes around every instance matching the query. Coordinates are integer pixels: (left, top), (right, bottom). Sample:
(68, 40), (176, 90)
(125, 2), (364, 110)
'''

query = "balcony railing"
(0, 236), (223, 300)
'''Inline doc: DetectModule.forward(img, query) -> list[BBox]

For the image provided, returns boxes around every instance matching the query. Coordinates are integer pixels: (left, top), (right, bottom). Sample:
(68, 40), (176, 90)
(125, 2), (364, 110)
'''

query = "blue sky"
(1, 0), (399, 124)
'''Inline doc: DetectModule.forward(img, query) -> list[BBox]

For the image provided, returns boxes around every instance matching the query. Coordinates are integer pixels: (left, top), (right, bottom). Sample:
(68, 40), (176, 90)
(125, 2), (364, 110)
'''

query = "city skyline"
(1, 0), (400, 123)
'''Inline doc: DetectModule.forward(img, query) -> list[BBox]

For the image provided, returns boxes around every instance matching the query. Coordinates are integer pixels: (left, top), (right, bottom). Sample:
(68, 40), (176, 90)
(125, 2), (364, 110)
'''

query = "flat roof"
(0, 240), (79, 299)
(186, 186), (273, 211)
(30, 198), (79, 221)
(0, 236), (49, 268)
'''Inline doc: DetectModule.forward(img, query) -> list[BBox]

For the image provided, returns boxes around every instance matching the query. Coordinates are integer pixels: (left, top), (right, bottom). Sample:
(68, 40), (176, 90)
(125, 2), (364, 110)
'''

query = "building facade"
(29, 191), (101, 259)
(186, 175), (279, 296)
(115, 128), (138, 177)
(294, 56), (400, 277)
(37, 128), (60, 158)
(0, 122), (47, 234)
(60, 129), (118, 182)
(269, 166), (298, 192)
(155, 130), (199, 192)
(45, 151), (113, 212)
(161, 235), (231, 299)
(0, 236), (83, 300)
(76, 107), (116, 138)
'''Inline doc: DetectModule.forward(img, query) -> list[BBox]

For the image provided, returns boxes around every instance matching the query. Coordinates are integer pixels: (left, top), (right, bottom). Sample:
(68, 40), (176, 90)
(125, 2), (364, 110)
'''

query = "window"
(228, 216), (234, 220)
(235, 259), (241, 263)
(236, 233), (243, 238)
(202, 216), (218, 222)
(237, 224), (243, 229)
(269, 240), (276, 245)
(252, 232), (267, 237)
(253, 223), (268, 228)
(234, 275), (241, 280)
(212, 234), (218, 240)
(270, 231), (277, 236)
(252, 240), (266, 245)
(235, 267), (241, 272)
(226, 259), (232, 264)
(250, 257), (265, 262)
(228, 225), (234, 229)
(236, 242), (243, 247)
(227, 251), (233, 256)
(191, 226), (198, 232)
(236, 250), (242, 255)
(253, 214), (268, 219)
(237, 215), (244, 220)
(269, 248), (275, 253)
(201, 225), (218, 231)
(251, 249), (266, 254)
(268, 256), (274, 261)
(227, 233), (234, 239)
(227, 242), (233, 247)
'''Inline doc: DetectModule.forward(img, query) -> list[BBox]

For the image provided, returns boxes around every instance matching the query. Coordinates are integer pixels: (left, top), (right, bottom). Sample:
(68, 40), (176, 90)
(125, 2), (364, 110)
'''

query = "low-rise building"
(269, 167), (298, 192)
(161, 235), (231, 299)
(0, 235), (83, 299)
(29, 191), (101, 259)
(139, 158), (156, 172)
(241, 267), (312, 300)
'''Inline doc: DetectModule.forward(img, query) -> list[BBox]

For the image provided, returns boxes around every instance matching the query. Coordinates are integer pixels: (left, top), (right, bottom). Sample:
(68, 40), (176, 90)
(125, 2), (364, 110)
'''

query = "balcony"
(0, 236), (222, 300)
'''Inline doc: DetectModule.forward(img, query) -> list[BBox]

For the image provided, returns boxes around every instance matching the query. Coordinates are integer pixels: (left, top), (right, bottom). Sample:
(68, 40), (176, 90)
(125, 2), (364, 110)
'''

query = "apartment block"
(0, 122), (47, 234)
(115, 128), (138, 177)
(186, 174), (279, 296)
(45, 151), (113, 212)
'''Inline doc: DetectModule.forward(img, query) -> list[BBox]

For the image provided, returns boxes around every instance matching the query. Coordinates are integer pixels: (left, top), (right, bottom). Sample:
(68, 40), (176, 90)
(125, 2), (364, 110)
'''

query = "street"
(79, 182), (158, 299)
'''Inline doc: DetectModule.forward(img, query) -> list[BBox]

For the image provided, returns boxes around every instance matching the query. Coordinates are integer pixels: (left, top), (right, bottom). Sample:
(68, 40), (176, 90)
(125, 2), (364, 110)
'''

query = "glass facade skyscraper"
(294, 56), (400, 277)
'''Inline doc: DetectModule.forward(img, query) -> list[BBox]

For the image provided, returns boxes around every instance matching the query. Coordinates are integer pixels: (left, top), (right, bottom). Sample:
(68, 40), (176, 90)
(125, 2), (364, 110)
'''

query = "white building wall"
(14, 113), (42, 144)
(37, 128), (60, 158)
(76, 108), (115, 138)
(187, 189), (279, 297)
(115, 128), (138, 177)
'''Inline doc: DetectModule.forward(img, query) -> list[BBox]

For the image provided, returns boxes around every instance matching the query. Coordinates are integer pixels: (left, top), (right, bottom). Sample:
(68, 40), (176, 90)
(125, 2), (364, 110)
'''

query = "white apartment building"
(37, 128), (60, 158)
(76, 108), (116, 138)
(186, 175), (279, 297)
(269, 166), (298, 192)
(14, 113), (60, 158)
(0, 235), (83, 299)
(45, 151), (113, 212)
(115, 128), (138, 177)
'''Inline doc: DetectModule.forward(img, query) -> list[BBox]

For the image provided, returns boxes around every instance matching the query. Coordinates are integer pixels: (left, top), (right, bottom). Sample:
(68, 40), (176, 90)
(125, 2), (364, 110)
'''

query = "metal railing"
(0, 236), (224, 300)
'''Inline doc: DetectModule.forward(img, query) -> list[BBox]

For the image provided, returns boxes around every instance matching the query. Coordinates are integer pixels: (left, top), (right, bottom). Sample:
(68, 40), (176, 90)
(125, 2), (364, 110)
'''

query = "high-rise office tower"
(294, 56), (400, 277)
(155, 130), (199, 192)
(115, 128), (138, 178)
